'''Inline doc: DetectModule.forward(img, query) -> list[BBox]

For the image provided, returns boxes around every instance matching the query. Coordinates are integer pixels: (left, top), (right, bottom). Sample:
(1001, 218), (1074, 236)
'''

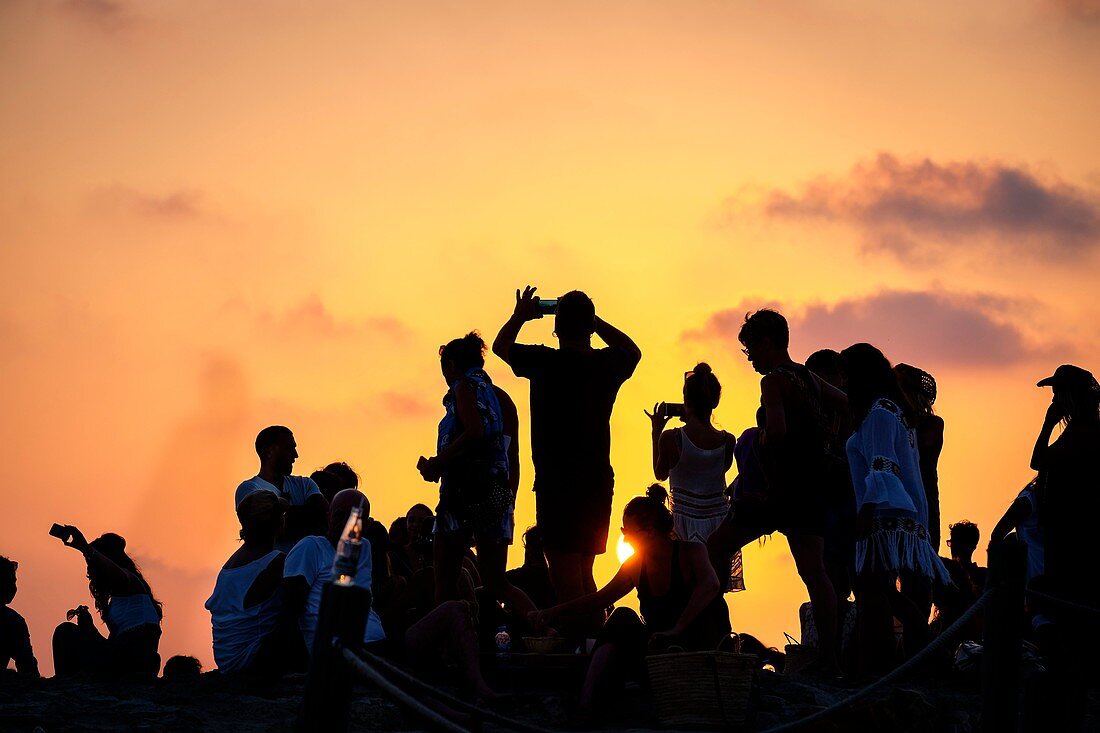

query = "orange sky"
(2, 0), (1099, 675)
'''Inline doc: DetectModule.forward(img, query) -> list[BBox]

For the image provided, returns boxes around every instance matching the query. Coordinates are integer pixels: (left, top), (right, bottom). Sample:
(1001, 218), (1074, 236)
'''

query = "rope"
(1026, 586), (1100, 617)
(760, 587), (994, 733)
(339, 646), (472, 733)
(355, 648), (560, 733)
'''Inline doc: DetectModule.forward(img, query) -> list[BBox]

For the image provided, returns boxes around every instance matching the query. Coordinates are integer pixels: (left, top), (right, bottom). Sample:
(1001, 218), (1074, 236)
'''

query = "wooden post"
(299, 582), (372, 733)
(981, 536), (1026, 733)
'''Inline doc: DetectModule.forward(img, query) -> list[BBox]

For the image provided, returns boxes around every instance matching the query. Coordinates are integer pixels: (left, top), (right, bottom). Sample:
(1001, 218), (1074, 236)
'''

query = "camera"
(49, 523), (70, 541)
(659, 402), (685, 418)
(536, 298), (559, 315)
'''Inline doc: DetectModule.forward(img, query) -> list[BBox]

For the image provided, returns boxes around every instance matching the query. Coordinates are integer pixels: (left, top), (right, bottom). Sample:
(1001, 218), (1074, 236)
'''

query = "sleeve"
(11, 613), (39, 677)
(233, 481), (253, 509)
(853, 407), (918, 514)
(606, 345), (641, 383)
(283, 539), (321, 584)
(298, 477), (321, 503)
(507, 344), (550, 379)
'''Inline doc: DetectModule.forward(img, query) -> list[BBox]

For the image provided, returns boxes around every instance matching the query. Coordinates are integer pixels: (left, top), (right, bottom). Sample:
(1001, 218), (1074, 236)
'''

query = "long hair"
(840, 343), (915, 425)
(88, 533), (163, 620)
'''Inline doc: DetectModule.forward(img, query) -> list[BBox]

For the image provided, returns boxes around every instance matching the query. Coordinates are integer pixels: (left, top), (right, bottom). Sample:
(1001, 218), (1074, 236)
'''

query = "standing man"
(235, 425), (329, 551)
(493, 286), (641, 632)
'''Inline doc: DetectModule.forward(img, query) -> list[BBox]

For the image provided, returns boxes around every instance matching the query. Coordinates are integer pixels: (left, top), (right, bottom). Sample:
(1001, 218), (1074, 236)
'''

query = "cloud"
(55, 0), (135, 33)
(90, 186), (206, 221)
(759, 154), (1100, 262)
(683, 289), (1068, 369)
(249, 295), (414, 343)
(379, 390), (438, 419)
(1046, 0), (1100, 23)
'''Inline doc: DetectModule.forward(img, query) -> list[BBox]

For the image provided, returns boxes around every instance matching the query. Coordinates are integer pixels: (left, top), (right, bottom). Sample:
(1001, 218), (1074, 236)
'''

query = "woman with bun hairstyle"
(418, 332), (537, 620)
(532, 486), (730, 710)
(647, 364), (743, 590)
(51, 526), (163, 680)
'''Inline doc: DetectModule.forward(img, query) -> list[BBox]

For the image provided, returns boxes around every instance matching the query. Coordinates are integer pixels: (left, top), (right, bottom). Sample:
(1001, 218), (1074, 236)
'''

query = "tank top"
(668, 429), (731, 542)
(638, 542), (731, 648)
(104, 593), (161, 635)
(205, 550), (284, 672)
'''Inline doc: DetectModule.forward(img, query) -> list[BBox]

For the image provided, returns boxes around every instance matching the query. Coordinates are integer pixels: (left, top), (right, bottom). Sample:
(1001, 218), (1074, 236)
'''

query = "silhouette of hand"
(648, 630), (679, 652)
(513, 286), (542, 322)
(417, 456), (442, 482)
(61, 525), (89, 552)
(1044, 402), (1064, 428)
(644, 403), (671, 434)
(67, 605), (93, 627)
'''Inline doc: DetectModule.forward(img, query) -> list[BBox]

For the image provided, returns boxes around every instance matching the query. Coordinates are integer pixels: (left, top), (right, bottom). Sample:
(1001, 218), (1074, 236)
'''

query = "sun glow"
(616, 534), (635, 564)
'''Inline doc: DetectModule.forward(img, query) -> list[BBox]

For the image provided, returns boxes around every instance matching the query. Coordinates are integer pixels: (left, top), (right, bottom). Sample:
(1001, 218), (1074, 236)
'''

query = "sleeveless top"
(756, 364), (830, 497)
(205, 550), (284, 672)
(668, 429), (731, 542)
(104, 593), (161, 635)
(638, 542), (731, 649)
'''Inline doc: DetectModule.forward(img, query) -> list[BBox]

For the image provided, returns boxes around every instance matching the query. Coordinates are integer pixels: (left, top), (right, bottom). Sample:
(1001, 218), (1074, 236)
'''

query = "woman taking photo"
(646, 363), (742, 590)
(532, 486), (729, 711)
(840, 343), (949, 676)
(417, 332), (536, 620)
(52, 526), (163, 680)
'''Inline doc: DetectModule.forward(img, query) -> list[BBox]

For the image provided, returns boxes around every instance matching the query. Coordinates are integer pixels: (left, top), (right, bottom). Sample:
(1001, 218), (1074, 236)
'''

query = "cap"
(1036, 364), (1100, 393)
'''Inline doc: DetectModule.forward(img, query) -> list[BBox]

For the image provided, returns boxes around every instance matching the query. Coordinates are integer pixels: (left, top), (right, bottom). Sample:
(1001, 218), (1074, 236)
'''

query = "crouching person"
(206, 492), (308, 674)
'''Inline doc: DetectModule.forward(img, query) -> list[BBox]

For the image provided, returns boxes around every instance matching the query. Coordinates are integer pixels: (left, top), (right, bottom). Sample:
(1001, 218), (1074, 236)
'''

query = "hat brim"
(1036, 376), (1057, 388)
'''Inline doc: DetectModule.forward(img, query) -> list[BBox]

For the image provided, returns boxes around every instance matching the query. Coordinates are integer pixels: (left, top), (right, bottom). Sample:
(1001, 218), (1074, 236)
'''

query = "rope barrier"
(355, 648), (561, 733)
(1026, 586), (1100, 617)
(759, 587), (994, 733)
(339, 645), (472, 733)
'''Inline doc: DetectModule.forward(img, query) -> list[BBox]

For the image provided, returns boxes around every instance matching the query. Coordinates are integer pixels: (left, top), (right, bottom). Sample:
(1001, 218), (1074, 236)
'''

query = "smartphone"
(536, 298), (559, 315)
(49, 523), (69, 541)
(660, 402), (685, 418)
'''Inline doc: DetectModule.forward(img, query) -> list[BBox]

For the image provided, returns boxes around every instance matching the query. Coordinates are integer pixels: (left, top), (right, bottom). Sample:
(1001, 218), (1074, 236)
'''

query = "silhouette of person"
(235, 426), (328, 551)
(838, 343), (949, 676)
(206, 492), (307, 674)
(281, 489), (386, 654)
(505, 526), (557, 611)
(0, 555), (39, 677)
(323, 461), (359, 490)
(532, 486), (729, 711)
(706, 309), (847, 675)
(895, 364), (945, 552)
(932, 520), (985, 644)
(417, 332), (537, 621)
(51, 527), (163, 680)
(646, 363), (742, 591)
(494, 286), (641, 632)
(309, 469), (344, 504)
(990, 477), (1043, 586)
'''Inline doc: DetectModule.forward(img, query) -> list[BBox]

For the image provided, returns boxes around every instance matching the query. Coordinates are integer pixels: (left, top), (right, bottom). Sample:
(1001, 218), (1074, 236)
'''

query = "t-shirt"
(1016, 487), (1044, 582)
(508, 344), (638, 490)
(235, 475), (321, 510)
(284, 535), (386, 652)
(205, 550), (284, 673)
(1, 605), (38, 676)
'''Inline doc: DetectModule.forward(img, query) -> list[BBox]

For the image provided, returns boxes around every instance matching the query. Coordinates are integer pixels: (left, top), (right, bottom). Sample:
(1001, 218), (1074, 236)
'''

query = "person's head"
(521, 526), (547, 567)
(310, 470), (344, 503)
(255, 425), (297, 476)
(1037, 364), (1100, 425)
(411, 516), (435, 564)
(389, 516), (410, 547)
(406, 504), (433, 539)
(738, 309), (790, 374)
(806, 349), (844, 390)
(839, 343), (913, 424)
(622, 485), (674, 556)
(683, 363), (722, 423)
(439, 332), (486, 384)
(895, 364), (937, 417)
(948, 520), (980, 559)
(236, 491), (288, 545)
(554, 290), (596, 342)
(162, 655), (202, 680)
(328, 489), (370, 542)
(0, 556), (17, 605)
(323, 462), (359, 490)
(87, 533), (162, 619)
(365, 518), (391, 583)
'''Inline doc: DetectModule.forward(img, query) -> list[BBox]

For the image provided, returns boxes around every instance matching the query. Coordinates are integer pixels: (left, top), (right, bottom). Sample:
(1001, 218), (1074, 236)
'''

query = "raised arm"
(1030, 403), (1062, 471)
(58, 526), (143, 594)
(492, 285), (541, 364)
(593, 316), (642, 365)
(644, 404), (674, 480)
(990, 496), (1032, 548)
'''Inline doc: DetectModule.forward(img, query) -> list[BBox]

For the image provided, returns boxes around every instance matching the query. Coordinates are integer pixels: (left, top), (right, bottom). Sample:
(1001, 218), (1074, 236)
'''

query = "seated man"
(1, 555), (39, 677)
(206, 493), (306, 674)
(283, 489), (386, 653)
(235, 426), (328, 551)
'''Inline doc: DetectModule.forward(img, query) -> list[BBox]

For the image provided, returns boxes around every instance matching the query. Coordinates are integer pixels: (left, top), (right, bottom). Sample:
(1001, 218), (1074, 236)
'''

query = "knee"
(53, 621), (79, 644)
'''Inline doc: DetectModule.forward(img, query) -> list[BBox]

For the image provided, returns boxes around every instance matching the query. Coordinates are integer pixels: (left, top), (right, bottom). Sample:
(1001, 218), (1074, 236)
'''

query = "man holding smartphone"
(493, 286), (641, 632)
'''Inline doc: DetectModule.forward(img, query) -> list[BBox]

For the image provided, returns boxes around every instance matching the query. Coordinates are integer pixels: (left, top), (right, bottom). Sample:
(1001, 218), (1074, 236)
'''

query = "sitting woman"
(206, 492), (307, 674)
(52, 527), (163, 680)
(532, 486), (730, 710)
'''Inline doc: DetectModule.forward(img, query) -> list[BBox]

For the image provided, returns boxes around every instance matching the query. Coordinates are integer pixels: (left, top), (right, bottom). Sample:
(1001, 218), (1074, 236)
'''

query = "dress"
(668, 428), (744, 591)
(845, 398), (950, 584)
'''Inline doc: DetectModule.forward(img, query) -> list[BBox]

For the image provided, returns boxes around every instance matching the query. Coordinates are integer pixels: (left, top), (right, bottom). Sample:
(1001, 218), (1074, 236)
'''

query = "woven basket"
(646, 651), (757, 728)
(782, 644), (818, 675)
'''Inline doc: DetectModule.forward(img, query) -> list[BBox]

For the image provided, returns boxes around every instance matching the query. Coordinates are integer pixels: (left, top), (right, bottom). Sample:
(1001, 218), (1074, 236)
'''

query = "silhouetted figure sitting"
(235, 426), (328, 551)
(281, 489), (385, 655)
(839, 344), (949, 677)
(205, 492), (307, 674)
(1, 555), (39, 677)
(162, 654), (202, 681)
(324, 461), (360, 490)
(932, 521), (985, 643)
(505, 526), (557, 611)
(494, 286), (641, 635)
(52, 527), (162, 681)
(532, 487), (729, 712)
(309, 469), (344, 504)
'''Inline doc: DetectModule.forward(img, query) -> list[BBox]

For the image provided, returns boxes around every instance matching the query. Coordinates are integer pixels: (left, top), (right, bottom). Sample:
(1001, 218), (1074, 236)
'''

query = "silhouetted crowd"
(3, 287), (1098, 728)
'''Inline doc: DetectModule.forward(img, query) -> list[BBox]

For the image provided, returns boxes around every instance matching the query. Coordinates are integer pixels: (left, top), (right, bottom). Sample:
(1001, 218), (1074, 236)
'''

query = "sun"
(616, 534), (635, 564)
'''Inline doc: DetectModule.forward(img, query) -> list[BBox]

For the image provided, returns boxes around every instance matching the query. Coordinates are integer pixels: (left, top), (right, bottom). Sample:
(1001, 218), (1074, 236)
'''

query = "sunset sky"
(2, 0), (1099, 675)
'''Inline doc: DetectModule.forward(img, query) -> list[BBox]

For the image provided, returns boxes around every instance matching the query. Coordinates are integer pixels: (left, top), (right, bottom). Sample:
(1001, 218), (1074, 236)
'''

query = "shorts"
(536, 481), (613, 555)
(731, 493), (826, 538)
(434, 503), (515, 546)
